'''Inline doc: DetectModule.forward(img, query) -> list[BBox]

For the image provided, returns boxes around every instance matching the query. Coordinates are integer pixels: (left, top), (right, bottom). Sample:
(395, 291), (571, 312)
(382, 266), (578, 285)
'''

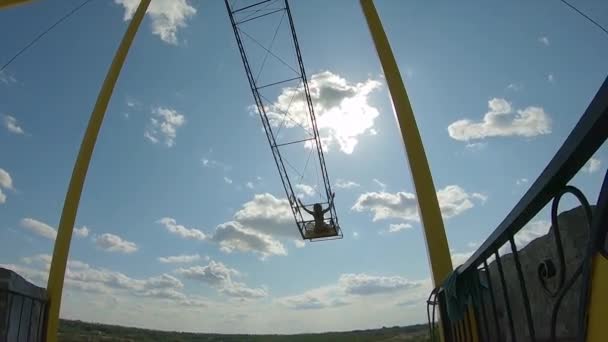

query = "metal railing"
(428, 76), (608, 342)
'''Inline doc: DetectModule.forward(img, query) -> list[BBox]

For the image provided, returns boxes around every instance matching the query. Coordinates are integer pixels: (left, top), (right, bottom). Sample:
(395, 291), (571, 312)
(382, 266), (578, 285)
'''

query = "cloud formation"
(145, 107), (185, 147)
(352, 185), (482, 221)
(233, 193), (295, 238)
(263, 71), (382, 154)
(74, 226), (90, 238)
(278, 273), (422, 310)
(157, 217), (207, 241)
(388, 223), (412, 233)
(95, 233), (138, 253)
(20, 218), (57, 240)
(295, 183), (315, 198)
(176, 260), (267, 299)
(4, 254), (195, 304)
(0, 168), (14, 190)
(3, 114), (25, 134)
(339, 274), (419, 296)
(158, 254), (201, 264)
(448, 98), (551, 141)
(335, 179), (360, 189)
(583, 157), (601, 174)
(210, 221), (287, 259)
(157, 214), (287, 259)
(114, 0), (196, 44)
(0, 167), (13, 204)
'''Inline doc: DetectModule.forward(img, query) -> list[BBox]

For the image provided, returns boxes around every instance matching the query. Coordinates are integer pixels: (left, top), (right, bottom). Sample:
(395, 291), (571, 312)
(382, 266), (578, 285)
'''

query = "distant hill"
(59, 319), (431, 341)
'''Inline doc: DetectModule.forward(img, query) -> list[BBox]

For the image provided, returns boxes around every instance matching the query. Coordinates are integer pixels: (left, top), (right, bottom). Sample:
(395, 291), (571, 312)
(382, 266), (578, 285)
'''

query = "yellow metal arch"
(44, 0), (151, 340)
(0, 0), (34, 10)
(359, 0), (453, 285)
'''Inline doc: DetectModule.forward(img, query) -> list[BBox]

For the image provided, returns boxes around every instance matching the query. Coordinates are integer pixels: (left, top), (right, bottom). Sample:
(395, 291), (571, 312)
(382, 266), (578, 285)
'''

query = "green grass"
(59, 319), (432, 342)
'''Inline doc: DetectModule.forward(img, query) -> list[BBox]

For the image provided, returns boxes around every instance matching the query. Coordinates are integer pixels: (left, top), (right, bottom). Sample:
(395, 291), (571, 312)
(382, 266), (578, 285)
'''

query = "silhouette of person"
(298, 193), (335, 231)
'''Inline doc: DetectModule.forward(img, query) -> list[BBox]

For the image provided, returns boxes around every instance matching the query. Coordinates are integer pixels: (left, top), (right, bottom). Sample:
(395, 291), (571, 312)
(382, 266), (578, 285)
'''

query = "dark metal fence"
(0, 269), (48, 342)
(428, 76), (608, 342)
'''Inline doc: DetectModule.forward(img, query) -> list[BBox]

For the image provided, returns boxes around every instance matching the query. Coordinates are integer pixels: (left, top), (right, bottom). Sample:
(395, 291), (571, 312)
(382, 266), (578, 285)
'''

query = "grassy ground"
(58, 319), (431, 341)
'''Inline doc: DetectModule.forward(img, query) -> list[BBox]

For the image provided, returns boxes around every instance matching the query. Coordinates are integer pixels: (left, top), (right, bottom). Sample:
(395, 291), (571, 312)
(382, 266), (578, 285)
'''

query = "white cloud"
(388, 223), (412, 233)
(335, 179), (360, 189)
(352, 185), (478, 221)
(372, 178), (386, 190)
(20, 218), (57, 240)
(74, 226), (90, 238)
(339, 273), (419, 295)
(539, 36), (550, 46)
(436, 185), (475, 218)
(0, 70), (16, 84)
(293, 240), (306, 248)
(95, 233), (138, 253)
(467, 241), (479, 249)
(224, 176), (233, 184)
(516, 178), (529, 186)
(158, 211), (287, 259)
(352, 231), (359, 239)
(176, 260), (267, 299)
(201, 158), (231, 171)
(507, 83), (522, 91)
(295, 183), (315, 198)
(114, 0), (196, 45)
(448, 98), (551, 141)
(210, 221), (287, 259)
(0, 168), (14, 190)
(451, 250), (474, 267)
(246, 182), (254, 189)
(222, 282), (268, 299)
(157, 217), (206, 241)
(264, 71), (382, 154)
(175, 261), (238, 286)
(465, 142), (487, 150)
(471, 192), (488, 204)
(582, 157), (601, 174)
(0, 167), (11, 204)
(158, 254), (201, 264)
(232, 193), (295, 238)
(278, 273), (423, 311)
(548, 74), (555, 83)
(352, 191), (418, 221)
(144, 107), (185, 147)
(3, 114), (25, 134)
(20, 218), (90, 240)
(278, 286), (349, 310)
(12, 254), (188, 300)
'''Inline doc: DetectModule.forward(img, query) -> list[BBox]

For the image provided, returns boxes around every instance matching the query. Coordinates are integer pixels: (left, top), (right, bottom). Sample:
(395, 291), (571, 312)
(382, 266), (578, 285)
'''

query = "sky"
(1, 0), (608, 335)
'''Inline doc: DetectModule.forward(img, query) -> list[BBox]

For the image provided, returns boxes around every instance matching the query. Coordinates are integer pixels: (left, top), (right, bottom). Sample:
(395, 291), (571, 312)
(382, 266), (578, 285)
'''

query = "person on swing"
(298, 193), (335, 232)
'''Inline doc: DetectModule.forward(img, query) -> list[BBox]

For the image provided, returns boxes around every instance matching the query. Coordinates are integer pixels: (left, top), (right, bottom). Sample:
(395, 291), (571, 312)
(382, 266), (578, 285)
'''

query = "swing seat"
(303, 221), (339, 239)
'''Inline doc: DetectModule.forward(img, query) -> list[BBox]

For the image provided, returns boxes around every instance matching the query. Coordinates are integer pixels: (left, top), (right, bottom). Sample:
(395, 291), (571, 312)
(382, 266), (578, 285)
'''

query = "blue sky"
(1, 0), (607, 334)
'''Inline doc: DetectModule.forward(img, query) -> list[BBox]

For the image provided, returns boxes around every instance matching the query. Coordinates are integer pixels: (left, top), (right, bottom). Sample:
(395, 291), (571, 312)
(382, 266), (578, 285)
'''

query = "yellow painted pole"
(0, 0), (34, 10)
(44, 0), (150, 340)
(360, 2), (454, 340)
(585, 256), (608, 341)
(359, 0), (453, 285)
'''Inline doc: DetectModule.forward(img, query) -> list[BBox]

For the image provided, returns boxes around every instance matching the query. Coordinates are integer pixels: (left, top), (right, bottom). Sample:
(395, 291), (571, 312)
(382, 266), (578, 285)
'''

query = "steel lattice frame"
(225, 0), (342, 241)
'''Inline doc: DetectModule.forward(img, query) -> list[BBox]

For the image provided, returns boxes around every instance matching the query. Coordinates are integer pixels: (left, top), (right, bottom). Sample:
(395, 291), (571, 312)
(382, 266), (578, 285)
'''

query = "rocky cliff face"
(477, 205), (592, 342)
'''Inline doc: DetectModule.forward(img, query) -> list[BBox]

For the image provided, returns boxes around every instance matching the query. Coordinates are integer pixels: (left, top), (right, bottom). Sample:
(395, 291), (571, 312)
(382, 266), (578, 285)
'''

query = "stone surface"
(476, 205), (593, 342)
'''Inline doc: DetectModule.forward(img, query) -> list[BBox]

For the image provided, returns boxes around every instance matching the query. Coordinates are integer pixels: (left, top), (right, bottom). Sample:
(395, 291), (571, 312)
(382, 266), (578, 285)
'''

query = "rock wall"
(475, 205), (592, 342)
